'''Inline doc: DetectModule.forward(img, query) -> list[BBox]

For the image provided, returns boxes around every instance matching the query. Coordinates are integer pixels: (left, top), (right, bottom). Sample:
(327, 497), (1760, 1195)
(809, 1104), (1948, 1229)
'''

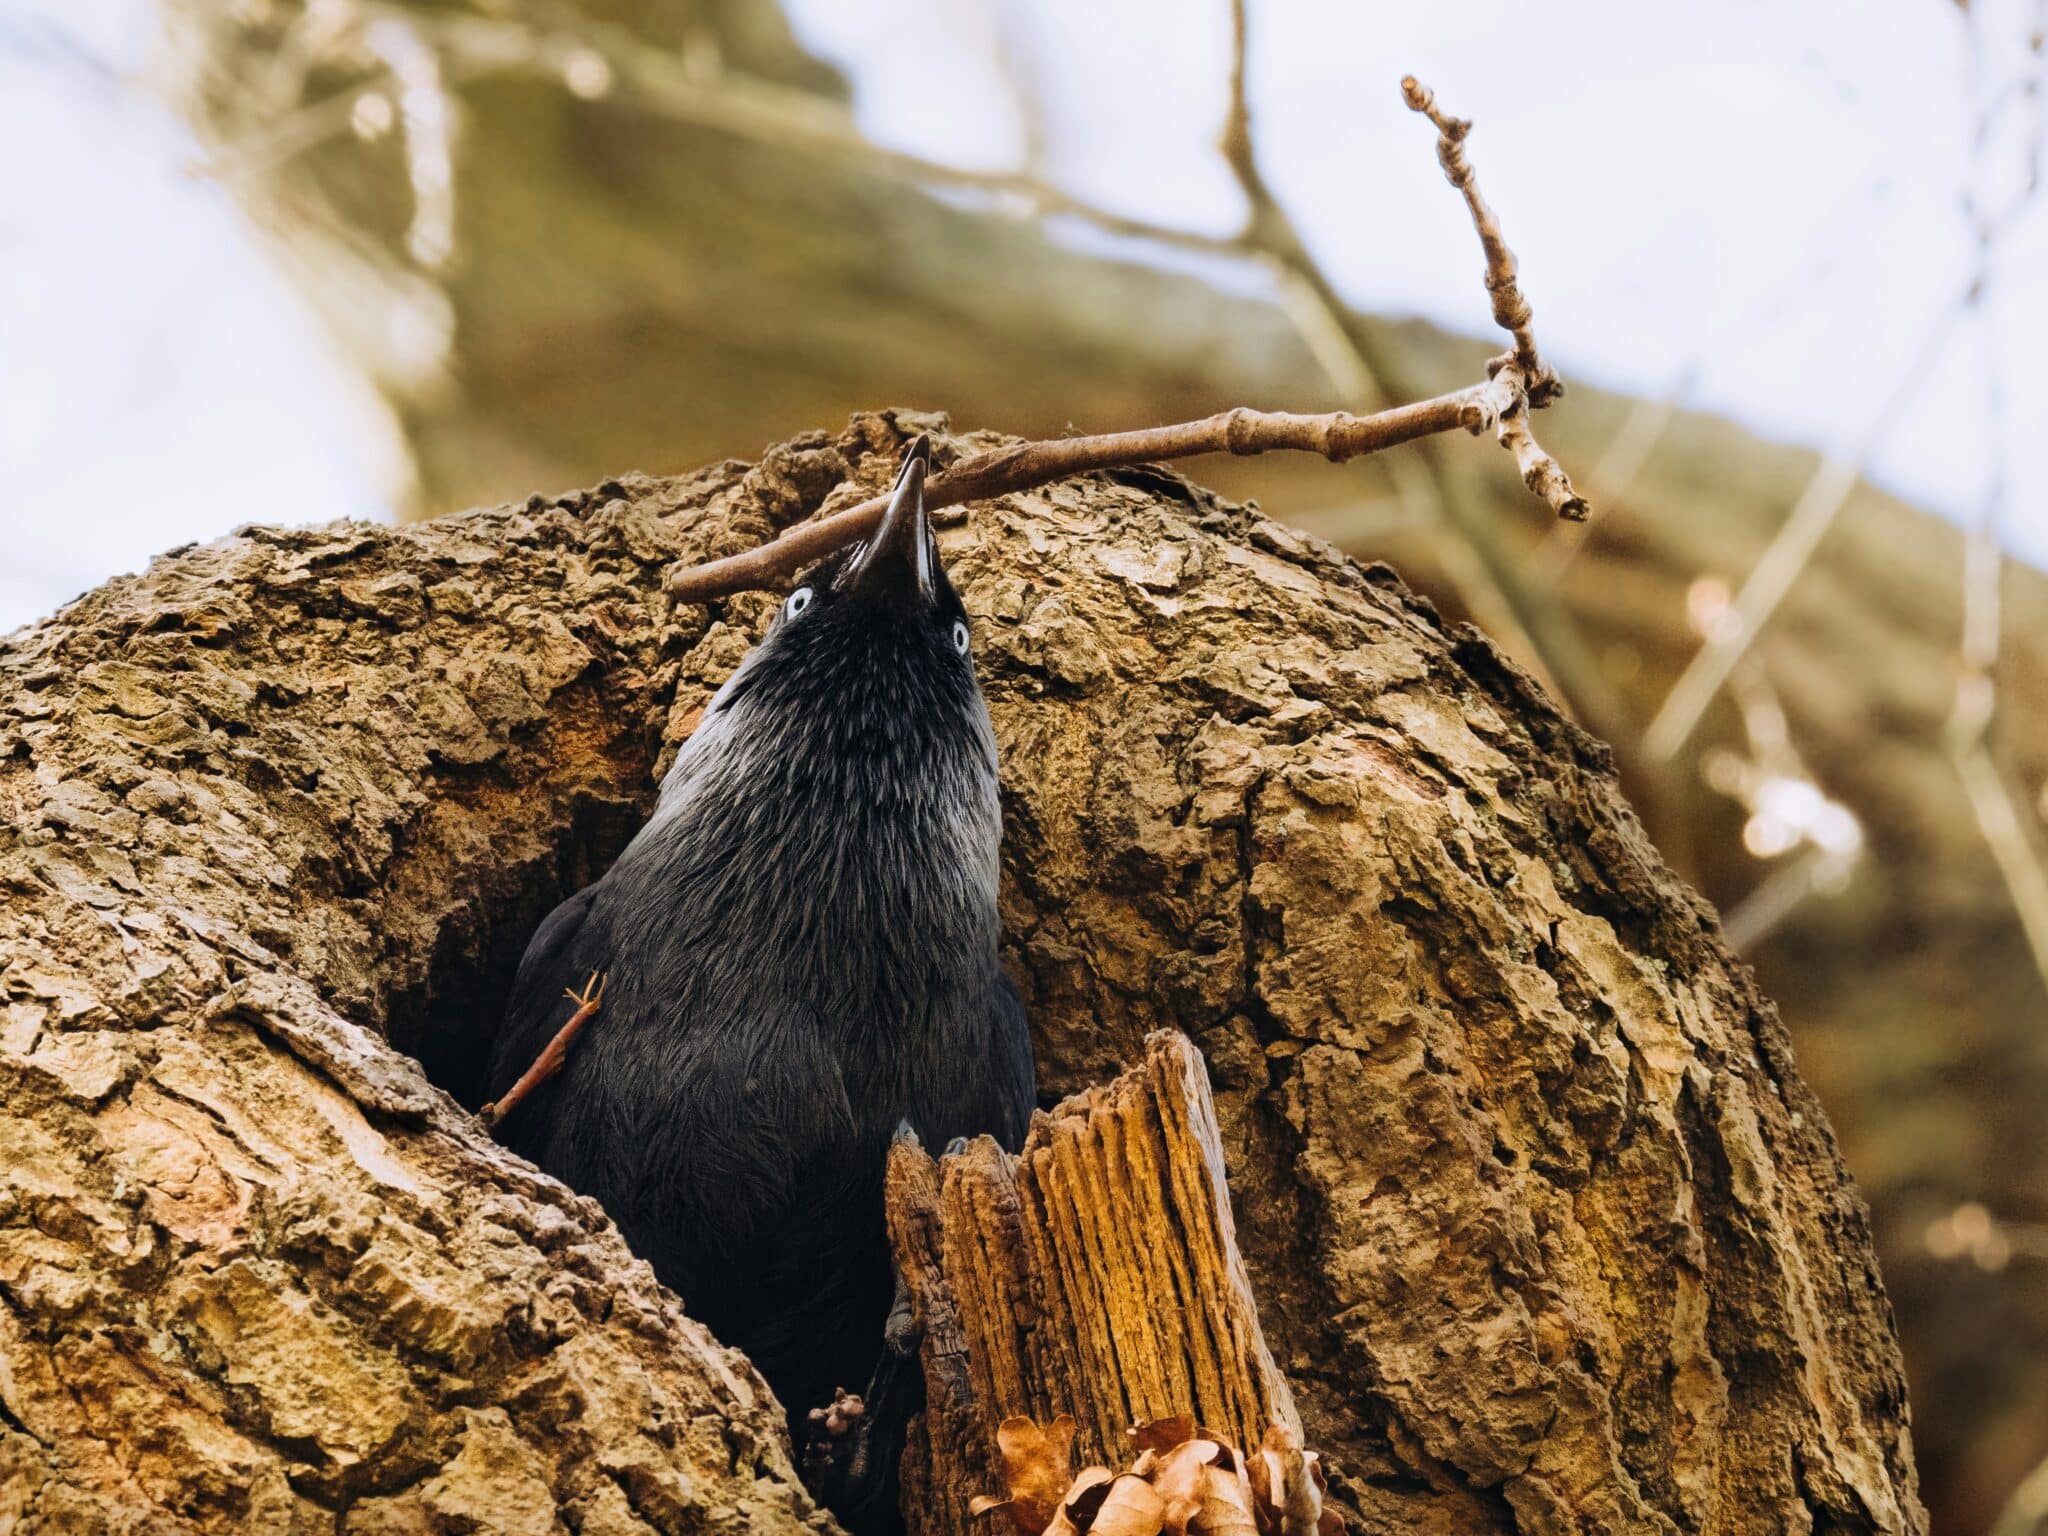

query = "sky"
(0, 1), (410, 635)
(0, 0), (2043, 634)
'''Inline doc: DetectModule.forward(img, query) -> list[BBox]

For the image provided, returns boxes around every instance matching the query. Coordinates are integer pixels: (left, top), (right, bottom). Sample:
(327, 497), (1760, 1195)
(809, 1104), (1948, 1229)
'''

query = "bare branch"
(670, 394), (1491, 601)
(668, 60), (1598, 603)
(1400, 76), (1552, 401)
(1400, 77), (1584, 519)
(1212, 7), (1603, 717)
(1488, 360), (1590, 521)
(210, 0), (1602, 718)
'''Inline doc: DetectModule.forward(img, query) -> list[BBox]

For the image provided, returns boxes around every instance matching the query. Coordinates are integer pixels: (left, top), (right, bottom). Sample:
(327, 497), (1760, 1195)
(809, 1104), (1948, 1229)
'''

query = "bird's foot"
(806, 1386), (866, 1446)
(801, 1271), (924, 1521)
(563, 969), (607, 1014)
(801, 1386), (870, 1498)
(480, 969), (609, 1130)
(943, 1135), (971, 1158)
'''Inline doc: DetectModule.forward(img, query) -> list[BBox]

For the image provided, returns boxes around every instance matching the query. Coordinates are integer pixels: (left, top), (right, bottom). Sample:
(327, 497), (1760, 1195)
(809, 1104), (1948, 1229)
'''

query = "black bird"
(482, 435), (1035, 1522)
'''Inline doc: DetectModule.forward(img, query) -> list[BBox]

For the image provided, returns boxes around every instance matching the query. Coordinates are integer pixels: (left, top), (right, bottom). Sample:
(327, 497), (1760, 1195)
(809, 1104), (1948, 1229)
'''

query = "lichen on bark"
(0, 411), (1918, 1534)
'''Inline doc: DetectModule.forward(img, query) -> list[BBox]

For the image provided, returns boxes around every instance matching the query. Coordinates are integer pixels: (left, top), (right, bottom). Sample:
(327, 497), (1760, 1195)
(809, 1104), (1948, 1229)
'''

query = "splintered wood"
(885, 1030), (1305, 1535)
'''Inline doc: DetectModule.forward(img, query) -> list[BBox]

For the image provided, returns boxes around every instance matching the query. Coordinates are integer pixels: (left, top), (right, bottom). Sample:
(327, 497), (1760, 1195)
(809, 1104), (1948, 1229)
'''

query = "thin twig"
(1399, 77), (1552, 402)
(670, 394), (1495, 601)
(660, 27), (1597, 607)
(1400, 78), (1583, 519)
(1239, 8), (1596, 707)
(204, 0), (1605, 725)
(480, 970), (607, 1129)
(207, 2), (1603, 729)
(1212, 6), (1611, 728)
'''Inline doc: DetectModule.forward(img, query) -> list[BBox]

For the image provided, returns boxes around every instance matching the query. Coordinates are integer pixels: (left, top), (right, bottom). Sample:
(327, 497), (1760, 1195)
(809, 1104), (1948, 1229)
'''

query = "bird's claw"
(798, 1286), (917, 1521)
(562, 970), (607, 1011)
(806, 1386), (866, 1441)
(802, 1387), (870, 1492)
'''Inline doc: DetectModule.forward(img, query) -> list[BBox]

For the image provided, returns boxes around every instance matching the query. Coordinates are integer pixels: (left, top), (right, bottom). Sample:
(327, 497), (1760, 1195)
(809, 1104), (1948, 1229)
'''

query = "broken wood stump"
(885, 1030), (1298, 1534)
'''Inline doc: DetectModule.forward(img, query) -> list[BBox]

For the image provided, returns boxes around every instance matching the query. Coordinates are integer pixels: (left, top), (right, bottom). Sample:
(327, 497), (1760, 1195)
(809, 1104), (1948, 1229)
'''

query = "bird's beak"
(844, 434), (933, 606)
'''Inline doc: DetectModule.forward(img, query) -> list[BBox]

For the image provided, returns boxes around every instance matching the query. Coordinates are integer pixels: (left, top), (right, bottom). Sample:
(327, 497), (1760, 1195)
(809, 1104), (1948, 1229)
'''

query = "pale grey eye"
(786, 587), (813, 619)
(951, 621), (970, 654)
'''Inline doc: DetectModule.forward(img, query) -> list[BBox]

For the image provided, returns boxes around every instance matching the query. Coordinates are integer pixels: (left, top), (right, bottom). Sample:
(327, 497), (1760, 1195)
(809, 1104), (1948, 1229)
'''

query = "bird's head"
(689, 434), (997, 797)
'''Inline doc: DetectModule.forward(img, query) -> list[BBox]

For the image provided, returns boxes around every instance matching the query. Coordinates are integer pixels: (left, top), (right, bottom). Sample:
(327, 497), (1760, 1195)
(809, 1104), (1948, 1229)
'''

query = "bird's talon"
(562, 970), (607, 1010)
(813, 1387), (865, 1439)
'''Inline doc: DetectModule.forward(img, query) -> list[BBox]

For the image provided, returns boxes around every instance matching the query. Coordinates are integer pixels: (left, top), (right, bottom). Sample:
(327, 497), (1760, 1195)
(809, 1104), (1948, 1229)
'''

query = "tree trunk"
(885, 1030), (1303, 1536)
(0, 411), (1920, 1535)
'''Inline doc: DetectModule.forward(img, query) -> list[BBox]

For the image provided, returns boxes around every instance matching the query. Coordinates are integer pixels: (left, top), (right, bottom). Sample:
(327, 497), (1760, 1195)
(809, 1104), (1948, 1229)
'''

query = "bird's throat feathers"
(618, 642), (1005, 1013)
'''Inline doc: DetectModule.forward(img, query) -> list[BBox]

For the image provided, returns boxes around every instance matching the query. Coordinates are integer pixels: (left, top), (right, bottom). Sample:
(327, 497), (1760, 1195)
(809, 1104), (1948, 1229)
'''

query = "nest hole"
(381, 793), (649, 1109)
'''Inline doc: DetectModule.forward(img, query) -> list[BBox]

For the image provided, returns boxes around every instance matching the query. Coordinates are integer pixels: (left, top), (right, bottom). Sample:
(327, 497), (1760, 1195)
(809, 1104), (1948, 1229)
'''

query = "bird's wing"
(618, 994), (884, 1401)
(481, 882), (607, 1117)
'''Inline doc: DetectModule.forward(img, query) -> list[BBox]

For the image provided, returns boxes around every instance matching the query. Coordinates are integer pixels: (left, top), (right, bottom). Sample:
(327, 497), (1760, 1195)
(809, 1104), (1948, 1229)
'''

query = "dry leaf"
(981, 1410), (1340, 1536)
(1187, 1463), (1260, 1536)
(1250, 1423), (1327, 1536)
(1246, 1451), (1276, 1535)
(1045, 1467), (1116, 1536)
(972, 1415), (1082, 1533)
(1154, 1438), (1223, 1534)
(1306, 1450), (1343, 1535)
(1091, 1474), (1168, 1536)
(1132, 1416), (1198, 1454)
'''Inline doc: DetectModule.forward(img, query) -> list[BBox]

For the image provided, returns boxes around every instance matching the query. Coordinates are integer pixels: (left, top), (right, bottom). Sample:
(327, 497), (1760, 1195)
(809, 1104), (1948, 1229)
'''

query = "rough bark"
(0, 410), (1919, 1534)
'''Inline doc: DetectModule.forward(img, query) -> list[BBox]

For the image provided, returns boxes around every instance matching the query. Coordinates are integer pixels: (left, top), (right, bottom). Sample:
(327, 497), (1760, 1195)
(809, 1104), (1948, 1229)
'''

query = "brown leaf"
(1153, 1438), (1223, 1534)
(1305, 1451), (1343, 1535)
(1046, 1467), (1116, 1536)
(1132, 1415), (1198, 1454)
(1251, 1424), (1324, 1536)
(972, 1415), (1081, 1533)
(1246, 1449), (1277, 1536)
(992, 1412), (1338, 1536)
(1187, 1463), (1260, 1536)
(1090, 1474), (1168, 1536)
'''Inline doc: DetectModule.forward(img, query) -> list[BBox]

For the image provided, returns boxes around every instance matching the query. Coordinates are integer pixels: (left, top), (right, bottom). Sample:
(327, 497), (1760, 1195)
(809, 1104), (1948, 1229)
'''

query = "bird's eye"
(951, 621), (970, 654)
(785, 587), (813, 619)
